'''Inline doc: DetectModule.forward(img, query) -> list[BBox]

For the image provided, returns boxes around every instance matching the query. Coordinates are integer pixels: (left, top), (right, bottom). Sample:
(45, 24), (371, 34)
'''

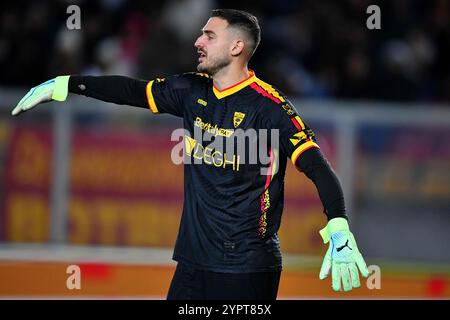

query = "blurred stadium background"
(0, 0), (449, 299)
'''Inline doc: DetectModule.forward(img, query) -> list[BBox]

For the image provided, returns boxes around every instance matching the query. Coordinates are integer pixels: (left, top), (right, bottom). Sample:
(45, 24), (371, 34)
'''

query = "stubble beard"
(197, 53), (231, 76)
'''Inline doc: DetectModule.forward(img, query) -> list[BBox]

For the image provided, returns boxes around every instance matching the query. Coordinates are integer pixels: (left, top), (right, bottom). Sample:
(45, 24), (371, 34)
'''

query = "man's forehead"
(202, 17), (229, 32)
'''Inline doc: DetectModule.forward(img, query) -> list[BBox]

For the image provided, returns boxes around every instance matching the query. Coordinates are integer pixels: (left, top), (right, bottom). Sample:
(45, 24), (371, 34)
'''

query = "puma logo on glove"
(336, 239), (352, 252)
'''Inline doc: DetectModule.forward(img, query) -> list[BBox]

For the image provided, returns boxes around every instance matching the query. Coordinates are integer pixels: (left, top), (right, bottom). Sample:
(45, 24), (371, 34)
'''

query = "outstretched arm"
(296, 147), (369, 292)
(11, 75), (149, 116)
(68, 75), (148, 108)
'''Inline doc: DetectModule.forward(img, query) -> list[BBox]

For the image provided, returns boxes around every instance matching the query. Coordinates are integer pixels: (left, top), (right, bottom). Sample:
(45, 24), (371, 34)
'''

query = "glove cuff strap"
(52, 75), (70, 101)
(319, 217), (349, 243)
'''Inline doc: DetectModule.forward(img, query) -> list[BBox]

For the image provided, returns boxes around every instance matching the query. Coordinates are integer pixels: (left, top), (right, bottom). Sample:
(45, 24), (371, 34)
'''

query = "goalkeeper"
(12, 9), (369, 299)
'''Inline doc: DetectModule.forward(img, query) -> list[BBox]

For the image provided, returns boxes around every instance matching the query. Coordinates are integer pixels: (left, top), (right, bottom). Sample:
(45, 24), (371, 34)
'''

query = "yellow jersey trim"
(253, 78), (286, 103)
(213, 70), (256, 99)
(291, 141), (320, 165)
(146, 80), (159, 114)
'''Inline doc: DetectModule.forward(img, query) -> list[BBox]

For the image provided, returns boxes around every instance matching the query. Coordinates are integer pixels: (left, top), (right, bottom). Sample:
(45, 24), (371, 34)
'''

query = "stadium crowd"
(0, 0), (448, 103)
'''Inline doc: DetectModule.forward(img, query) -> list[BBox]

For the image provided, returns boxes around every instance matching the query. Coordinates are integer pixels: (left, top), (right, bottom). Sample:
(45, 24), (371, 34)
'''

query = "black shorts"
(167, 262), (281, 300)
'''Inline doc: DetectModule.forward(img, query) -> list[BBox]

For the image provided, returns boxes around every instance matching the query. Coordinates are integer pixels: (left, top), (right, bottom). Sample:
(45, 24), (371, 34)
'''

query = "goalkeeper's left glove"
(319, 217), (369, 292)
(11, 75), (70, 116)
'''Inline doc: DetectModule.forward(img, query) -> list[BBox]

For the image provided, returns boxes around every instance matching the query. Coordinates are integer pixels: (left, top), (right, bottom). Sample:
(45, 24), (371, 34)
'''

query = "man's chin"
(197, 64), (211, 75)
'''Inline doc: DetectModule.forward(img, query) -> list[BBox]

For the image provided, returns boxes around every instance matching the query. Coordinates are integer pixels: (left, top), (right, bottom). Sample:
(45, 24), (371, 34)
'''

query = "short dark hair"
(211, 9), (261, 57)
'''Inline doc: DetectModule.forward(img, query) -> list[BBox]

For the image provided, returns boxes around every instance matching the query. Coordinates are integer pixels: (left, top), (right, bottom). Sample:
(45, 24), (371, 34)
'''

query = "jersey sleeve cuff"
(290, 140), (320, 165)
(146, 80), (159, 114)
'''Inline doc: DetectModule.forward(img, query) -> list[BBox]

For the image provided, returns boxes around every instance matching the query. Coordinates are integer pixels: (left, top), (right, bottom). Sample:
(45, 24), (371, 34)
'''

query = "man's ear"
(231, 39), (245, 57)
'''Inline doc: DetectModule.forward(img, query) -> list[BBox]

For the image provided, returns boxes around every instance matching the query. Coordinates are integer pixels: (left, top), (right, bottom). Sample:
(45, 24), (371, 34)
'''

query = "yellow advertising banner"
(4, 127), (325, 254)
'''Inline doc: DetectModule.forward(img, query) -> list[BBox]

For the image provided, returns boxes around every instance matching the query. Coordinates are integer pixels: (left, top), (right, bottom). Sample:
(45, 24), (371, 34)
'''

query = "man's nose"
(194, 37), (203, 49)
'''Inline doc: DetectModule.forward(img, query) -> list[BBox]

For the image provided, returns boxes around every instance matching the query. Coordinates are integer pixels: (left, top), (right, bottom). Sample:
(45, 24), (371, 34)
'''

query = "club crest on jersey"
(233, 112), (246, 128)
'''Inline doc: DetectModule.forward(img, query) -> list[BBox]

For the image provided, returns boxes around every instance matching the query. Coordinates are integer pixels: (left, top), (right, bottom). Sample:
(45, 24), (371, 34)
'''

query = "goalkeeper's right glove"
(11, 75), (70, 116)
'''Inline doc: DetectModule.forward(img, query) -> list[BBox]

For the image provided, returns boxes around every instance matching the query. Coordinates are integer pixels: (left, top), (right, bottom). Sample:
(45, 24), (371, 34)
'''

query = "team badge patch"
(233, 112), (246, 128)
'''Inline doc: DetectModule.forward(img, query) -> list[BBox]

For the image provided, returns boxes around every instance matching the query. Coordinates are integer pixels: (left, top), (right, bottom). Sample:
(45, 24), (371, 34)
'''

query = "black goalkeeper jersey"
(146, 70), (319, 273)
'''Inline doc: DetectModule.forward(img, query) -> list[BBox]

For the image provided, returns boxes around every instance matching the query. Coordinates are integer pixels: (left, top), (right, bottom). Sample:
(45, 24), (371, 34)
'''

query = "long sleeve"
(295, 147), (348, 221)
(68, 75), (149, 108)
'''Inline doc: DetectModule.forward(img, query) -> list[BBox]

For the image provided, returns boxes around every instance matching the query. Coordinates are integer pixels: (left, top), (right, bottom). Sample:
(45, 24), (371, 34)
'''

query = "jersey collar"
(212, 70), (256, 99)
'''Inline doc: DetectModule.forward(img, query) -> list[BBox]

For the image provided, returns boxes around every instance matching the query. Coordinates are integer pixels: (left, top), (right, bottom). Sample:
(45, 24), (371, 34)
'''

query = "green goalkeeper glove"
(11, 76), (70, 116)
(319, 217), (369, 292)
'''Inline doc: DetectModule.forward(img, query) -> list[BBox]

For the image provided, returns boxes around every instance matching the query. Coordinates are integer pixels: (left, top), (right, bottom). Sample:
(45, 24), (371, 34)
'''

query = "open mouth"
(198, 51), (206, 62)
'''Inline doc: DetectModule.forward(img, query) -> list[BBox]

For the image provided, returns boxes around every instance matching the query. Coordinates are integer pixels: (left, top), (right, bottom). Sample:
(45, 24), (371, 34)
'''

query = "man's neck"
(212, 65), (250, 91)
